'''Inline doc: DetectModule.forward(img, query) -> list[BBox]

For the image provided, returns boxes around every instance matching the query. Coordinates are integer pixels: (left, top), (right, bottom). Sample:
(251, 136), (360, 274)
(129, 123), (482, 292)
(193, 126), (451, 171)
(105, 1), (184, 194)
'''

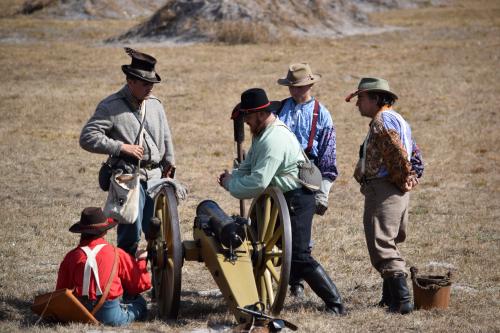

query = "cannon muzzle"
(231, 103), (245, 144)
(196, 200), (247, 249)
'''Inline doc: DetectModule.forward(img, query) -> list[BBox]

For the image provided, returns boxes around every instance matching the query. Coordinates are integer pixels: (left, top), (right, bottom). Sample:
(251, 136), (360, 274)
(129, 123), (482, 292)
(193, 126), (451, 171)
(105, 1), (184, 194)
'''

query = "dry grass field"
(0, 0), (499, 332)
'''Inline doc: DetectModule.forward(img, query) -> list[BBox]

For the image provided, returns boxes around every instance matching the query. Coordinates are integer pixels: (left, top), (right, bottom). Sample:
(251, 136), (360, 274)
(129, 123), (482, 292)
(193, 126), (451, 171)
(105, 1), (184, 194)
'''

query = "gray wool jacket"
(80, 85), (175, 179)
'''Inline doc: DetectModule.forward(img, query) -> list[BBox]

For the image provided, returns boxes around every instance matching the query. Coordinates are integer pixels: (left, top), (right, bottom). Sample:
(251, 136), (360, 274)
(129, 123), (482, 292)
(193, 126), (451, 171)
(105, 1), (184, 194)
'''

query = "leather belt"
(140, 162), (160, 170)
(361, 176), (387, 185)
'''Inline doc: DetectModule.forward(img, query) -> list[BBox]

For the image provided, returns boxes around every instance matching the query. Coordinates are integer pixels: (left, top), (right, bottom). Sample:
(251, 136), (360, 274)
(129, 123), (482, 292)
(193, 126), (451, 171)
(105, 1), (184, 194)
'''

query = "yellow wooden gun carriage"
(147, 186), (293, 325)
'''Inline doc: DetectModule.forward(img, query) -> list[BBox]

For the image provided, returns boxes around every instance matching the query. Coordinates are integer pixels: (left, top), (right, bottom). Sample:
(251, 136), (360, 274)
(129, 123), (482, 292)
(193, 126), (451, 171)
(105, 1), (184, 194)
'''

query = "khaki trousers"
(361, 178), (409, 277)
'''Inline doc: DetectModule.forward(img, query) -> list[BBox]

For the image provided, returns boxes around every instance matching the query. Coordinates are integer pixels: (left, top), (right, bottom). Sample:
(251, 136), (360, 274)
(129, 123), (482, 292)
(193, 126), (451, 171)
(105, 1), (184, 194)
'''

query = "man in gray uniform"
(80, 48), (175, 256)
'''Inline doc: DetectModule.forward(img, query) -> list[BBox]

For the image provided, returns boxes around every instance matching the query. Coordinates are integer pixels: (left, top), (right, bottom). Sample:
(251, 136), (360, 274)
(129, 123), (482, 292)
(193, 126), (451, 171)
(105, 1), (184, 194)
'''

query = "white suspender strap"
(80, 244), (107, 297)
(136, 101), (146, 173)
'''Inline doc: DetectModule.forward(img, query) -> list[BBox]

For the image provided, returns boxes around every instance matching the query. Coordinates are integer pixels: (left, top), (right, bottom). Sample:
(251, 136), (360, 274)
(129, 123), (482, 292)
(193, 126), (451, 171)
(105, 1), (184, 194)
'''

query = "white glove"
(315, 178), (333, 215)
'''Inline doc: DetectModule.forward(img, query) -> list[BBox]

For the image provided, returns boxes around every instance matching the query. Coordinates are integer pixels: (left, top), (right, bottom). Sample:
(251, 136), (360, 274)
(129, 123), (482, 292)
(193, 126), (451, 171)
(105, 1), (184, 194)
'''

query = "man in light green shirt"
(226, 115), (302, 198)
(218, 88), (346, 315)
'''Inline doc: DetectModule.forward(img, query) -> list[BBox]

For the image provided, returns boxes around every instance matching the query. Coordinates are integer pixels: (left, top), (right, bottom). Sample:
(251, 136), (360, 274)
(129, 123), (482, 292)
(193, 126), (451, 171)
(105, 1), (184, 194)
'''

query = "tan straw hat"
(277, 63), (321, 87)
(345, 77), (398, 102)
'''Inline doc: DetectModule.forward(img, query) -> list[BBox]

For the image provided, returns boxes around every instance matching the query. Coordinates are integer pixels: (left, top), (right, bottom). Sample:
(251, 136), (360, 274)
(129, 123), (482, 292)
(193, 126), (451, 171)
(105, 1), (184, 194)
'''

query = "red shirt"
(56, 238), (151, 300)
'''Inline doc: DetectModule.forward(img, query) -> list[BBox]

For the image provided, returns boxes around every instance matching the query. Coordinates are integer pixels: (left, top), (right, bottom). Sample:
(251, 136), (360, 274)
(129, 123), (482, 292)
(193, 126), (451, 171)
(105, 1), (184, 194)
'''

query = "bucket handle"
(410, 267), (453, 291)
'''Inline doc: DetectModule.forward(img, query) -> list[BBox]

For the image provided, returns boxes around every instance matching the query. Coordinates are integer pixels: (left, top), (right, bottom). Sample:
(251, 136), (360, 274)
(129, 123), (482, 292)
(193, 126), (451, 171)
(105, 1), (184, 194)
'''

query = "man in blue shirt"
(276, 63), (338, 297)
(276, 63), (338, 216)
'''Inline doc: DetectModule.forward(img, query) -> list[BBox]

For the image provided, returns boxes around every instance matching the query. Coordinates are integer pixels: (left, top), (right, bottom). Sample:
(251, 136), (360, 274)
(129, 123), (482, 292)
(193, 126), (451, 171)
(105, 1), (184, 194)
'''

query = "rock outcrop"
(20, 0), (167, 19)
(114, 0), (447, 43)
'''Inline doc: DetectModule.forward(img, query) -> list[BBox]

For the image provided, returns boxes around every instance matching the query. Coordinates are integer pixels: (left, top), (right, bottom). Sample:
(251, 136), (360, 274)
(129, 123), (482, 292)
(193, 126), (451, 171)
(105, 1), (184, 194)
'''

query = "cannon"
(146, 186), (292, 324)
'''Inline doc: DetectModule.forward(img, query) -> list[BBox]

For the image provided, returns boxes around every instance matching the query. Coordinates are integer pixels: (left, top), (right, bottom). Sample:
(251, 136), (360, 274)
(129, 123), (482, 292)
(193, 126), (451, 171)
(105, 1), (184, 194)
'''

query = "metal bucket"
(410, 267), (452, 310)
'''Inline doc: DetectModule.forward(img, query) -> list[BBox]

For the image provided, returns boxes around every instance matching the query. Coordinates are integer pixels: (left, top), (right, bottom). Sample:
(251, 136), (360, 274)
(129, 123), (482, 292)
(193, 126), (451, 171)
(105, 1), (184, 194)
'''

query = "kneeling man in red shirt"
(56, 207), (151, 326)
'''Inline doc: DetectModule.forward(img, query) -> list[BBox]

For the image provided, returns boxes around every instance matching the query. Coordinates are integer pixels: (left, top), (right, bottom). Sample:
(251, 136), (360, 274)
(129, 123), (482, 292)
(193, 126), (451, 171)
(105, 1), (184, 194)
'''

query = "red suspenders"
(277, 98), (320, 156)
(305, 100), (320, 155)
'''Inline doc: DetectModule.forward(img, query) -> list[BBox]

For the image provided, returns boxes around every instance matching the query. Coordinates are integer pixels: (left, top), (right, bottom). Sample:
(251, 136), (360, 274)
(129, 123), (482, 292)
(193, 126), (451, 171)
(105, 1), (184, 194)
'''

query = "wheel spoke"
(266, 261), (280, 282)
(255, 268), (262, 295)
(264, 270), (274, 305)
(259, 196), (271, 241)
(259, 275), (267, 306)
(266, 228), (283, 250)
(263, 203), (278, 243)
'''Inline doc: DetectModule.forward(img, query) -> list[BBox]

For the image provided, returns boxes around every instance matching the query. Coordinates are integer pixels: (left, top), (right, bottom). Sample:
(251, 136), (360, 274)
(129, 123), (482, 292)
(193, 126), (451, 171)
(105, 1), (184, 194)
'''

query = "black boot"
(377, 279), (391, 307)
(387, 273), (413, 314)
(303, 265), (346, 315)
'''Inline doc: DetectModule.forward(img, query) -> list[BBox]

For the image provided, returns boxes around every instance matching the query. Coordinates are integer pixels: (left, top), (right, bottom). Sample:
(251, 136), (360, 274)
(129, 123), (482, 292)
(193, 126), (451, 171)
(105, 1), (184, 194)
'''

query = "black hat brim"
(267, 101), (282, 113)
(237, 100), (282, 118)
(122, 65), (161, 83)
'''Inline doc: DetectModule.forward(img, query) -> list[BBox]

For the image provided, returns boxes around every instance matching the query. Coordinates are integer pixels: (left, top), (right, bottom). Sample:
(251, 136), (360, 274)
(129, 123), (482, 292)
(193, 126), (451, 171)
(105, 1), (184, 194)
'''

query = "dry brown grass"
(0, 0), (25, 17)
(208, 20), (273, 45)
(0, 0), (499, 332)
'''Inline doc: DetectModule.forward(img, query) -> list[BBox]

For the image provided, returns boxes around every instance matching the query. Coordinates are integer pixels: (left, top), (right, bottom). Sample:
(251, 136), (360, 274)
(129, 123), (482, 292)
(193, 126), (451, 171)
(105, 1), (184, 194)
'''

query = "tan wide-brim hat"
(345, 77), (398, 102)
(277, 63), (321, 87)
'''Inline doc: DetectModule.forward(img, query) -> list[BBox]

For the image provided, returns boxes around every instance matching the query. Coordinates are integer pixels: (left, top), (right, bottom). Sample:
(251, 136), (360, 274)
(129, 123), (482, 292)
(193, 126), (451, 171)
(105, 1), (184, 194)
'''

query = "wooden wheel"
(150, 185), (182, 320)
(247, 187), (292, 315)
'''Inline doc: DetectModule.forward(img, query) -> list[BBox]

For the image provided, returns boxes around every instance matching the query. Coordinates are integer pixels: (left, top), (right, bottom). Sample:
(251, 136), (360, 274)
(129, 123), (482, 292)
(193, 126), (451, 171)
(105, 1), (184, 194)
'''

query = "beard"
(250, 126), (260, 136)
(249, 120), (266, 136)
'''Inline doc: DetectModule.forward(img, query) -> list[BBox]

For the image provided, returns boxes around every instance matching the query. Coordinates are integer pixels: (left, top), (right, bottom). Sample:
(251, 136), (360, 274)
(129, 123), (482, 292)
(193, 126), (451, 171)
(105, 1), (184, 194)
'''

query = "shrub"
(211, 20), (272, 45)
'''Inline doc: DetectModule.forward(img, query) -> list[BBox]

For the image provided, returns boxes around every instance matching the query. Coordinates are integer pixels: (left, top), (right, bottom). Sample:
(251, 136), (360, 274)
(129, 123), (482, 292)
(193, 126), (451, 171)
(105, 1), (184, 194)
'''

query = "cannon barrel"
(233, 112), (245, 144)
(231, 103), (245, 144)
(196, 200), (246, 249)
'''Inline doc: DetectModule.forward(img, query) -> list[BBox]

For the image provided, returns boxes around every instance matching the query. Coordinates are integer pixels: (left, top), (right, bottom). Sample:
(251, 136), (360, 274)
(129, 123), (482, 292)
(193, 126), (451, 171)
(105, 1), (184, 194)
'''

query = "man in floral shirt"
(346, 77), (424, 314)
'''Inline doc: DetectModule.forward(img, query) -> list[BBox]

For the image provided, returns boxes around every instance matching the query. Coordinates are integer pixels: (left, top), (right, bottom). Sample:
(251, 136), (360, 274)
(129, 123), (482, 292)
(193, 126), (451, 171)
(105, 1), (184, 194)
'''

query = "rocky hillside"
(115, 0), (447, 43)
(17, 0), (447, 42)
(19, 0), (167, 19)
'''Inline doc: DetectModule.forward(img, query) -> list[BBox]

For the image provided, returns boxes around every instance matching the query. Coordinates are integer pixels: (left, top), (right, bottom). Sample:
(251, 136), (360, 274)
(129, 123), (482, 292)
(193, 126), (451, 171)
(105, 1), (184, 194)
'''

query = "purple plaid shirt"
(276, 97), (338, 181)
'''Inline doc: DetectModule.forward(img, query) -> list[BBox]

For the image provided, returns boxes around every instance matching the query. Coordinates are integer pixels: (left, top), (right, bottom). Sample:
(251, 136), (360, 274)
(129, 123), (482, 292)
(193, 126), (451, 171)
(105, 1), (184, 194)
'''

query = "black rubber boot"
(377, 279), (391, 307)
(303, 265), (346, 315)
(387, 273), (413, 314)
